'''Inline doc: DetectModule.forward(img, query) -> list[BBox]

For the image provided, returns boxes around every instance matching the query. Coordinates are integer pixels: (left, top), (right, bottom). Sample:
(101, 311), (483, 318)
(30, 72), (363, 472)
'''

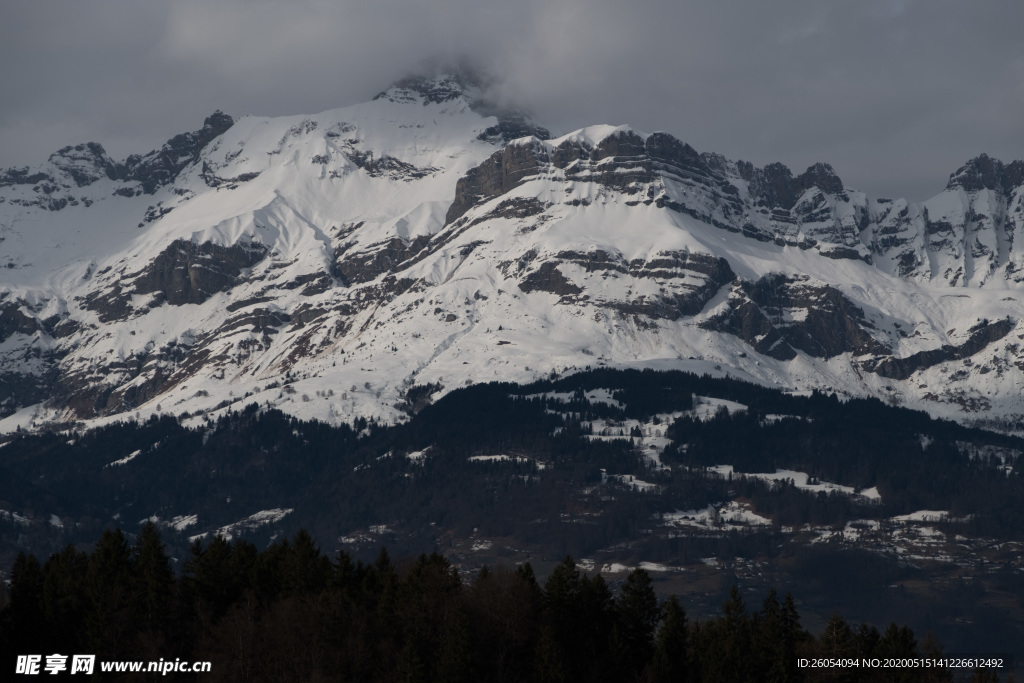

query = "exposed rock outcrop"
(132, 238), (269, 305)
(946, 154), (1024, 194)
(83, 239), (268, 322)
(861, 318), (1016, 380)
(702, 274), (888, 360)
(119, 111), (235, 194)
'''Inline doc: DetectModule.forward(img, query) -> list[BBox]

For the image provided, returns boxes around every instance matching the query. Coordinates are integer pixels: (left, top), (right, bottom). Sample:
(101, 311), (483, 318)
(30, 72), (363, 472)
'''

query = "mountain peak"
(47, 142), (118, 187)
(202, 110), (234, 136)
(119, 111), (234, 194)
(750, 161), (845, 209)
(797, 162), (844, 195)
(946, 154), (1024, 194)
(372, 70), (549, 142)
(374, 72), (480, 105)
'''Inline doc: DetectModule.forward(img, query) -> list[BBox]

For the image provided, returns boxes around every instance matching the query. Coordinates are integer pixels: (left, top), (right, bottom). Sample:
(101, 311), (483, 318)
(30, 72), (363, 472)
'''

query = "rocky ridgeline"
(1, 73), (1023, 427)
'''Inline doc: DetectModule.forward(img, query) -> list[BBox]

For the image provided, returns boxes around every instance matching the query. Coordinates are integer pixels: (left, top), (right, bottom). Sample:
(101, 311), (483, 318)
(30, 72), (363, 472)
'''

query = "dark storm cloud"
(1, 0), (1021, 201)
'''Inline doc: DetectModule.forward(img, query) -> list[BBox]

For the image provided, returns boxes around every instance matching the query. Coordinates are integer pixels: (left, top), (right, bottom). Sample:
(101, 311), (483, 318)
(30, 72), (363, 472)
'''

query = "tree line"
(1, 526), (996, 682)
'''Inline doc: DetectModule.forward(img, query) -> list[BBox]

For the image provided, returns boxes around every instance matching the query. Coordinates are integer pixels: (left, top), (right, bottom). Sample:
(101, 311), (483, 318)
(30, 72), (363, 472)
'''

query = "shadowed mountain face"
(1, 73), (1023, 431)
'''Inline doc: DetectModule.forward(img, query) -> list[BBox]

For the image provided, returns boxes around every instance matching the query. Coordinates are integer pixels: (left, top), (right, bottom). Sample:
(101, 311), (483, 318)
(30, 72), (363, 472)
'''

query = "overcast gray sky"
(1, 0), (1021, 201)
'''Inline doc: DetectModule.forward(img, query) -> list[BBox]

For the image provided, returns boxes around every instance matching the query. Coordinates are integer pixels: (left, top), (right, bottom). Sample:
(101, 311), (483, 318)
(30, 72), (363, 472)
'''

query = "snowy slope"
(1, 73), (1023, 433)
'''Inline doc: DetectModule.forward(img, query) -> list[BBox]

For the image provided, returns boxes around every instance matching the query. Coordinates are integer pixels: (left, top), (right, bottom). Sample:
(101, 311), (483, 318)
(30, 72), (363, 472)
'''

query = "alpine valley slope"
(2, 73), (1024, 433)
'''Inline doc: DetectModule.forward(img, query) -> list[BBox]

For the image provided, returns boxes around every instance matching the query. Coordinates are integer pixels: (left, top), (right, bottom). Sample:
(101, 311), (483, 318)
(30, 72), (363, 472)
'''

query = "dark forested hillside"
(1, 369), (1023, 664)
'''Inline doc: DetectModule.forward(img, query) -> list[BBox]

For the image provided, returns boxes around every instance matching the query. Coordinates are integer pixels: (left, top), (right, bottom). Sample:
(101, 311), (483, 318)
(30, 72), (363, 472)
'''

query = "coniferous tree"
(186, 536), (238, 622)
(615, 568), (660, 678)
(917, 632), (953, 683)
(6, 551), (45, 654)
(697, 585), (755, 683)
(534, 624), (567, 683)
(282, 529), (332, 596)
(853, 623), (881, 660)
(820, 613), (856, 660)
(577, 573), (615, 680)
(85, 528), (133, 657)
(650, 595), (689, 683)
(368, 547), (400, 669)
(757, 590), (802, 683)
(41, 545), (89, 655)
(872, 623), (920, 683)
(436, 605), (472, 683)
(130, 521), (173, 632)
(541, 557), (585, 679)
(467, 564), (541, 682)
(333, 548), (357, 590)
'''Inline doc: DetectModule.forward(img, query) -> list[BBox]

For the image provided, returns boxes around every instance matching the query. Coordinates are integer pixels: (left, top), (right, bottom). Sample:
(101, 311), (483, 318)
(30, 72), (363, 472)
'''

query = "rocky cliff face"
(82, 237), (271, 322)
(121, 111), (236, 194)
(1, 74), (1023, 432)
(701, 274), (889, 361)
(0, 112), (235, 216)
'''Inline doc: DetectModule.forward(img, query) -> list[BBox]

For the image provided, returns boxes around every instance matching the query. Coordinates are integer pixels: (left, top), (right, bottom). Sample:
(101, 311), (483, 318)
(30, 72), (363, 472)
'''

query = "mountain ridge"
(1, 73), (1023, 433)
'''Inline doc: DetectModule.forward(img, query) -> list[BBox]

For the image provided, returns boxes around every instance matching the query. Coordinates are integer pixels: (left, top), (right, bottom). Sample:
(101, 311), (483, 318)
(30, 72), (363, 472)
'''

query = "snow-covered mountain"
(2, 73), (1023, 432)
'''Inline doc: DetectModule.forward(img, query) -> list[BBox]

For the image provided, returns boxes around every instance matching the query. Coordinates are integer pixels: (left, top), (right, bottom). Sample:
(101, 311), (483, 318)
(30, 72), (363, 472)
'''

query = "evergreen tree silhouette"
(131, 521), (173, 631)
(651, 595), (690, 683)
(85, 529), (133, 657)
(615, 567), (659, 677)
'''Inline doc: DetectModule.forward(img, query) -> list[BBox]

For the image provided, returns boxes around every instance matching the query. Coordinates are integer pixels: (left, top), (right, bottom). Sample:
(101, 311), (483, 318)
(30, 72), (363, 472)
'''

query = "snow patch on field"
(593, 561), (689, 574)
(189, 508), (293, 542)
(583, 389), (623, 408)
(606, 473), (662, 492)
(691, 396), (748, 420)
(1, 510), (33, 526)
(468, 454), (526, 464)
(761, 414), (808, 425)
(170, 514), (198, 531)
(526, 388), (625, 409)
(106, 449), (141, 467)
(661, 501), (772, 529)
(708, 465), (881, 502)
(893, 510), (949, 523)
(860, 486), (881, 501)
(406, 447), (431, 464)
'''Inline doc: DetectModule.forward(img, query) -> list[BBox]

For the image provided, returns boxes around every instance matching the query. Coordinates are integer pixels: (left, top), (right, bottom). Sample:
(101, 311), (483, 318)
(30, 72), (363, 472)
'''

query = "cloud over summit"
(1, 0), (1021, 201)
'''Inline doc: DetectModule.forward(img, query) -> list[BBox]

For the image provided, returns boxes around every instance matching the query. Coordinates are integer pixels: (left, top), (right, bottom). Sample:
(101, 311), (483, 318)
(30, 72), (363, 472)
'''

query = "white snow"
(860, 486), (882, 501)
(607, 474), (662, 492)
(691, 397), (748, 421)
(467, 454), (532, 464)
(0, 510), (31, 526)
(188, 507), (293, 542)
(661, 501), (773, 529)
(406, 447), (431, 463)
(105, 449), (141, 467)
(596, 561), (689, 574)
(708, 465), (881, 502)
(892, 510), (949, 523)
(170, 514), (198, 531)
(2, 74), (1024, 438)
